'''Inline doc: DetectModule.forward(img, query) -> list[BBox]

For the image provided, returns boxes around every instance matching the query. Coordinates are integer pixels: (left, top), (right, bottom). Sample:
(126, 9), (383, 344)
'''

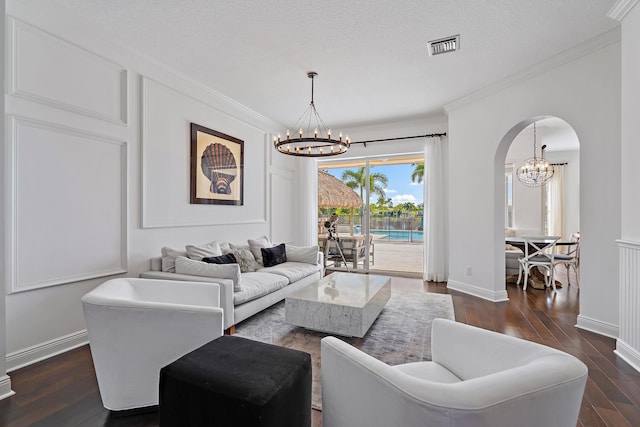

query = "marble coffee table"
(285, 272), (391, 338)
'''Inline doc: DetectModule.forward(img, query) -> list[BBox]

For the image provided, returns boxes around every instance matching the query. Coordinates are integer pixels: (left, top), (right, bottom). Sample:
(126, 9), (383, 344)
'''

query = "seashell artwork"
(201, 143), (238, 194)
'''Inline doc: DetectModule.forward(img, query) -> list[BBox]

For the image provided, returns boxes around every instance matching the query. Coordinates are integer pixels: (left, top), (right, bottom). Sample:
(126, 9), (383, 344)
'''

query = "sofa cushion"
(262, 243), (287, 267)
(260, 262), (320, 283)
(175, 256), (242, 292)
(248, 236), (272, 266)
(286, 245), (319, 265)
(161, 247), (187, 272)
(233, 272), (288, 305)
(186, 241), (223, 261)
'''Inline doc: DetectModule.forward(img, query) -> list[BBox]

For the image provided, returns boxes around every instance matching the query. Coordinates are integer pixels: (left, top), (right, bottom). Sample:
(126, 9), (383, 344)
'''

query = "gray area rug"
(235, 291), (455, 410)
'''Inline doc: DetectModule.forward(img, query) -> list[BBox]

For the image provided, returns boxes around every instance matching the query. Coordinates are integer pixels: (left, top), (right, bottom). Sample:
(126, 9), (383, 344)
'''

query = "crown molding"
(608, 0), (640, 21)
(444, 28), (621, 113)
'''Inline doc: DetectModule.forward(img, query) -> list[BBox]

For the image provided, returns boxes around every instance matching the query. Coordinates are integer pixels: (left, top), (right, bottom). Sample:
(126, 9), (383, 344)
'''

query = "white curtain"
(424, 136), (448, 282)
(298, 157), (318, 245)
(547, 164), (564, 239)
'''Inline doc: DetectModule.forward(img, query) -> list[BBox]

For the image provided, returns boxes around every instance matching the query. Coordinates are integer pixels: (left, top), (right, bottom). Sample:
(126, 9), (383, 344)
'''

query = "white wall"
(620, 5), (640, 241)
(615, 1), (640, 372)
(3, 0), (298, 372)
(445, 34), (621, 336)
(505, 129), (544, 235)
(0, 0), (13, 399)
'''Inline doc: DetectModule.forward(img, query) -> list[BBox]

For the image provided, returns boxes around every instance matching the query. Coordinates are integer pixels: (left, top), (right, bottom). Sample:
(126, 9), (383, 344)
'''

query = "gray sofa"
(141, 246), (323, 331)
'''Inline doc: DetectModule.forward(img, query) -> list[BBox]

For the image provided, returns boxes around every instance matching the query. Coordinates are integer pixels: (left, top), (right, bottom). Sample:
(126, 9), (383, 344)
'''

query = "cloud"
(385, 188), (398, 194)
(391, 194), (418, 204)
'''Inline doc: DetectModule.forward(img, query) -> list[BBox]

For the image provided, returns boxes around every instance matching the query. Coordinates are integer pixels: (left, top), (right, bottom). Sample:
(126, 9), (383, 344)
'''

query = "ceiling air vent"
(428, 35), (460, 56)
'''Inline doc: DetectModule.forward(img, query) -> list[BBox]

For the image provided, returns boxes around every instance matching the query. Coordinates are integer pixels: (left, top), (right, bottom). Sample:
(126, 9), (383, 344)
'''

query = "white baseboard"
(7, 330), (88, 372)
(447, 280), (509, 302)
(576, 314), (619, 339)
(0, 375), (15, 401)
(615, 339), (640, 373)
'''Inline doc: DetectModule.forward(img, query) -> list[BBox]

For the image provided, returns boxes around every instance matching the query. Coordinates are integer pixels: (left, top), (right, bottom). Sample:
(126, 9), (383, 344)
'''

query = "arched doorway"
(496, 116), (580, 292)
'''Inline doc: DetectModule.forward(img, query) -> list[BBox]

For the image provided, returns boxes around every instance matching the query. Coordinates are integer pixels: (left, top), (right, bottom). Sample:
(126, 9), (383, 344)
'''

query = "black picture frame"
(190, 123), (244, 205)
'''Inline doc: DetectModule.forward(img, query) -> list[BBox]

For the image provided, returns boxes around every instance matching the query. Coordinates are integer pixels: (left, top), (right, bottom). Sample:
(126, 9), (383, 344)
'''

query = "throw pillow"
(161, 246), (187, 272)
(174, 256), (242, 292)
(230, 249), (260, 273)
(248, 235), (272, 266)
(202, 253), (237, 264)
(228, 242), (250, 252)
(286, 245), (319, 265)
(262, 243), (287, 268)
(186, 241), (223, 261)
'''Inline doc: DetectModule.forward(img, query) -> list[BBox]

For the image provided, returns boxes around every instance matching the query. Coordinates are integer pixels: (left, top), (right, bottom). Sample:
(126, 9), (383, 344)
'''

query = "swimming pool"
(371, 230), (423, 242)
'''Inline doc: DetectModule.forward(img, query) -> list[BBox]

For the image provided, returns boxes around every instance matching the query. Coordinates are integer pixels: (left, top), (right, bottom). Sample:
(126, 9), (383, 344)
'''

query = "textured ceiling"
(50, 0), (619, 129)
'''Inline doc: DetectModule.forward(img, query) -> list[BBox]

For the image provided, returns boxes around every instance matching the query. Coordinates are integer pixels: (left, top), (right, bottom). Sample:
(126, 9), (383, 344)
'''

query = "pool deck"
(372, 241), (423, 274)
(325, 240), (424, 276)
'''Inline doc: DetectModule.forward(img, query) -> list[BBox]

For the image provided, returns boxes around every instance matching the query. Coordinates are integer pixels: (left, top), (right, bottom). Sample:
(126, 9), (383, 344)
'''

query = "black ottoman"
(159, 336), (312, 427)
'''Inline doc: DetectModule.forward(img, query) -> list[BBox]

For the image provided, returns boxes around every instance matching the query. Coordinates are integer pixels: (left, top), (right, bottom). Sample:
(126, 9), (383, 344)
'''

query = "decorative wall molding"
(6, 330), (88, 372)
(7, 17), (128, 125)
(607, 0), (640, 21)
(446, 280), (509, 302)
(269, 166), (295, 243)
(141, 76), (268, 228)
(576, 314), (619, 339)
(616, 239), (640, 372)
(445, 28), (621, 113)
(6, 116), (128, 293)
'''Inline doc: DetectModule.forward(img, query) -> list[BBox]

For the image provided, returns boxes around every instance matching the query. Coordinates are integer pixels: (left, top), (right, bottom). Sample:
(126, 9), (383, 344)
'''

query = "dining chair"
(517, 236), (560, 292)
(554, 238), (580, 286)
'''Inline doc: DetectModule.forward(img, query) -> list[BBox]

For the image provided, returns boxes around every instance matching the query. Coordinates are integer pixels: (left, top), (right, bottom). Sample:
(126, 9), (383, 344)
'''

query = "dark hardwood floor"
(1, 270), (639, 426)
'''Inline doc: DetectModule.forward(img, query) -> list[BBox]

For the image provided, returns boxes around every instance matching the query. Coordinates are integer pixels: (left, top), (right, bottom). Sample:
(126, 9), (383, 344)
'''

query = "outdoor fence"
(320, 213), (424, 243)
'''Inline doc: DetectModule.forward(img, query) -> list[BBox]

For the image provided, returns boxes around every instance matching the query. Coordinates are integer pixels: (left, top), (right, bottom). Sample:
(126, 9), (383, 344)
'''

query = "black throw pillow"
(261, 243), (287, 267)
(202, 253), (238, 264)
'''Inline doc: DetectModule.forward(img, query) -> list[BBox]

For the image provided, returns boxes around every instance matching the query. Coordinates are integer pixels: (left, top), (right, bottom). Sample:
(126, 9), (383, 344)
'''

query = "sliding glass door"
(318, 154), (424, 276)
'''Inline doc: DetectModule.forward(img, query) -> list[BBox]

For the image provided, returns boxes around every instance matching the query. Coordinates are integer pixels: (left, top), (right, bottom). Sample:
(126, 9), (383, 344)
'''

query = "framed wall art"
(190, 123), (244, 205)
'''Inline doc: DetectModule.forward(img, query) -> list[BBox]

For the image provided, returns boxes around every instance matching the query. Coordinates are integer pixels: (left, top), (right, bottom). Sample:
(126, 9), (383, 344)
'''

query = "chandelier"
(516, 122), (554, 187)
(273, 72), (349, 157)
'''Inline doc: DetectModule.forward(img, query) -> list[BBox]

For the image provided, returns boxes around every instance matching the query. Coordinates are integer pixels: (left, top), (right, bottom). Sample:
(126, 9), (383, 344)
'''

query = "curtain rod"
(551, 162), (568, 166)
(349, 133), (447, 147)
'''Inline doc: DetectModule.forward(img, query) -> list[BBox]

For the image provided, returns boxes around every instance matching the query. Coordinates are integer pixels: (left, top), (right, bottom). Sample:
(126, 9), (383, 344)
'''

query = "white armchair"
(321, 318), (587, 427)
(81, 278), (224, 411)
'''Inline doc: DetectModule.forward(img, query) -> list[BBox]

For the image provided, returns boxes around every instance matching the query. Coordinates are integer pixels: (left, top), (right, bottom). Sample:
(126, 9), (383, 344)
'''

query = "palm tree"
(411, 163), (424, 183)
(375, 196), (392, 210)
(341, 168), (388, 233)
(341, 167), (388, 202)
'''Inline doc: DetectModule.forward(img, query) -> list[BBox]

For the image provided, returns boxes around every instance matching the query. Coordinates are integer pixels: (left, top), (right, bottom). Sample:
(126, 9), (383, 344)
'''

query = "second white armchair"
(321, 318), (587, 427)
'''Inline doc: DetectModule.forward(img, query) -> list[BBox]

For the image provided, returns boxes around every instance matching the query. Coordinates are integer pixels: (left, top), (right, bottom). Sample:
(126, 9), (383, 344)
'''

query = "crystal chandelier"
(273, 72), (349, 157)
(516, 122), (554, 187)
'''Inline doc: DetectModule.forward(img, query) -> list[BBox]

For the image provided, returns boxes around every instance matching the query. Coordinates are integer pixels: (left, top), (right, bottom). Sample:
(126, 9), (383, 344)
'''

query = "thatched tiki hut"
(318, 170), (362, 234)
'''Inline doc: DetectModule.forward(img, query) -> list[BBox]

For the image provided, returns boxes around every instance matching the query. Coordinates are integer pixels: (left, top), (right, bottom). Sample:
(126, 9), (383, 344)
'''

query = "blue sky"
(325, 164), (423, 206)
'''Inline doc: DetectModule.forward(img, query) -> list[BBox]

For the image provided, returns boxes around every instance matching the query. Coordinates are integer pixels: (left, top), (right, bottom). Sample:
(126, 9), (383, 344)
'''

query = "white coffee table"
(285, 272), (391, 338)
